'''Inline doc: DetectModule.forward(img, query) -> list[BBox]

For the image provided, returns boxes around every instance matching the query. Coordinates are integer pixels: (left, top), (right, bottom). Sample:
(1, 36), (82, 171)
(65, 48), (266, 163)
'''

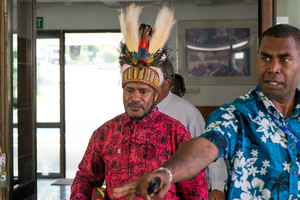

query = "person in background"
(171, 73), (186, 97)
(70, 4), (208, 200)
(166, 72), (227, 200)
(156, 65), (205, 138)
(113, 24), (300, 200)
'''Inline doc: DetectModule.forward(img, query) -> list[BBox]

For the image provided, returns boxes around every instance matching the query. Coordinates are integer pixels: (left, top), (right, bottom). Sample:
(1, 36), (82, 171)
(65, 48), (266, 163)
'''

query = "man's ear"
(182, 88), (186, 96)
(154, 91), (158, 102)
(165, 77), (173, 87)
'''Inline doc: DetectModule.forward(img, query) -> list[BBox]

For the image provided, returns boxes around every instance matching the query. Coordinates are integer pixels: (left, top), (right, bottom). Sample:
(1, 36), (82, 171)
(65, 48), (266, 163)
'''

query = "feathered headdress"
(119, 4), (176, 90)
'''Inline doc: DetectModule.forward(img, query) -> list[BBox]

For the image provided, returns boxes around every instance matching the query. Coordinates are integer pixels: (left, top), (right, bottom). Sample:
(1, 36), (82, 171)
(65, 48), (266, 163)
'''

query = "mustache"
(127, 102), (144, 109)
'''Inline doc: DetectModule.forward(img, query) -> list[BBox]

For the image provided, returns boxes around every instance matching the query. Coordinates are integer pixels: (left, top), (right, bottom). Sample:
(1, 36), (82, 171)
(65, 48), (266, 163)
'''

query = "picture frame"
(177, 20), (258, 85)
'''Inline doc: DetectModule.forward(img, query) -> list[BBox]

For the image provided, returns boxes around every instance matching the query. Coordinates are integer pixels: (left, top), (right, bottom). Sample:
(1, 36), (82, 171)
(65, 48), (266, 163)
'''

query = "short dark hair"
(259, 24), (300, 49)
(174, 73), (186, 92)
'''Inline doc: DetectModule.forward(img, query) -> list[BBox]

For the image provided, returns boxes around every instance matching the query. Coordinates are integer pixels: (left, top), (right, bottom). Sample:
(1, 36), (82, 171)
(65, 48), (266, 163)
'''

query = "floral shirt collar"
(255, 85), (300, 119)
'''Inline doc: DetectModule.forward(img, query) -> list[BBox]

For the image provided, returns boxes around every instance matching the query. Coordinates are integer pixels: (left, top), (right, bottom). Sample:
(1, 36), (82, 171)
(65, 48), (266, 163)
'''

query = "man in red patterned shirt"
(70, 76), (208, 199)
(70, 4), (208, 200)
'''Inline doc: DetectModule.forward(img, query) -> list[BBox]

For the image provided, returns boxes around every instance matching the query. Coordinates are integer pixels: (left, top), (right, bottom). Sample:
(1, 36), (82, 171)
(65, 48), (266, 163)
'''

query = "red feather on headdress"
(119, 4), (176, 87)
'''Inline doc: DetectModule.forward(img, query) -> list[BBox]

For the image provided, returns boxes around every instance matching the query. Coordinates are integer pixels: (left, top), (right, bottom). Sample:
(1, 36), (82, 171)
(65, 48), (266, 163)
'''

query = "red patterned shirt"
(70, 107), (208, 200)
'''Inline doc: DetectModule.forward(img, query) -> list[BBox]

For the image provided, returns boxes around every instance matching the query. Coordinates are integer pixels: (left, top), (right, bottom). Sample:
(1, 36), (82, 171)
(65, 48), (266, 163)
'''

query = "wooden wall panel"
(196, 106), (219, 121)
(0, 0), (8, 199)
(260, 0), (274, 34)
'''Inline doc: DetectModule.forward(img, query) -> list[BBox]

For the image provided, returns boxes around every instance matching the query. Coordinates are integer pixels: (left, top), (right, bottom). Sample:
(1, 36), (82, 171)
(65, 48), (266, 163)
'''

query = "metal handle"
(147, 177), (162, 195)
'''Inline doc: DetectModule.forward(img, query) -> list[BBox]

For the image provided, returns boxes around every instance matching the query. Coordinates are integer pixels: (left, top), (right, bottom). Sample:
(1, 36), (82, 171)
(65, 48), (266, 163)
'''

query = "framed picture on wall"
(177, 20), (258, 85)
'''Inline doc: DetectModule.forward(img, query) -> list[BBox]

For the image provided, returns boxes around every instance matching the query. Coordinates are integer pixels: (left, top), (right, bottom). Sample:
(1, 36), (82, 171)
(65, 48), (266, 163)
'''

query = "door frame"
(36, 31), (66, 178)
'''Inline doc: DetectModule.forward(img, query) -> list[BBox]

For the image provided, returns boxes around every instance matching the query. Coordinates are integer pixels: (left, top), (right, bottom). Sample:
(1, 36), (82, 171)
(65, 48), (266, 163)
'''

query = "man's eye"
(281, 58), (290, 63)
(262, 57), (270, 62)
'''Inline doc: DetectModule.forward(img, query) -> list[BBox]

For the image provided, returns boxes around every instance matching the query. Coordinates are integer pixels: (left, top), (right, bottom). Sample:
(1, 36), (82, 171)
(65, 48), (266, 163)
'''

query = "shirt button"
(284, 121), (288, 125)
(292, 170), (297, 174)
(290, 146), (294, 150)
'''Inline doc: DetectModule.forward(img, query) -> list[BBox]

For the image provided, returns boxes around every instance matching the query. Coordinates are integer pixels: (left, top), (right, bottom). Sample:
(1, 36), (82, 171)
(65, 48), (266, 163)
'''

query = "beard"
(126, 92), (156, 120)
(126, 102), (155, 120)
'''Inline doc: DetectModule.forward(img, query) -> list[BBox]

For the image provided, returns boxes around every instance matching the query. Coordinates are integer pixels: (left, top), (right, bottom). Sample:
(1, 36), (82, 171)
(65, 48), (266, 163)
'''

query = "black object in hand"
(147, 177), (162, 195)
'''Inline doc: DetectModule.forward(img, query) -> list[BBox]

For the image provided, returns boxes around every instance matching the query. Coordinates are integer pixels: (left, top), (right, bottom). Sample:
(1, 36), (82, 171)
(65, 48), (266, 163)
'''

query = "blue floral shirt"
(202, 86), (300, 200)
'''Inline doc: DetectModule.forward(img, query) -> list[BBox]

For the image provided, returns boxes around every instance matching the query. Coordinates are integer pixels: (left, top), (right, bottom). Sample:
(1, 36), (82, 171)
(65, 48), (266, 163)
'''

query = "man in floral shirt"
(113, 24), (300, 200)
(70, 4), (208, 200)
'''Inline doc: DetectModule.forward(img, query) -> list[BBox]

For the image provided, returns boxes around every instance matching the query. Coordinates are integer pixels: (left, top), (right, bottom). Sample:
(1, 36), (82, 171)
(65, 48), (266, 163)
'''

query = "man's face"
(257, 36), (300, 103)
(123, 82), (158, 120)
(156, 78), (172, 104)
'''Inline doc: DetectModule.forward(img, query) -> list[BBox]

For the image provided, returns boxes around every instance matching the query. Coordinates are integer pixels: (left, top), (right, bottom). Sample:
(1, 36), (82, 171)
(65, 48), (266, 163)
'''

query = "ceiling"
(36, 0), (255, 7)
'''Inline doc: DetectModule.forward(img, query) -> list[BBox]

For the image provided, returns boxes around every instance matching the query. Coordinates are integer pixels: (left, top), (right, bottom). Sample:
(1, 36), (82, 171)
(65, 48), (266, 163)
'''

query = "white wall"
(37, 0), (259, 106)
(277, 0), (300, 29)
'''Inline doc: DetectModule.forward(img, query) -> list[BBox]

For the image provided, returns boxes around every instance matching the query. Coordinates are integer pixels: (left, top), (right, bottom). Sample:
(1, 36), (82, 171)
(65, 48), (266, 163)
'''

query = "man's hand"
(113, 137), (219, 199)
(112, 170), (171, 200)
(210, 189), (225, 200)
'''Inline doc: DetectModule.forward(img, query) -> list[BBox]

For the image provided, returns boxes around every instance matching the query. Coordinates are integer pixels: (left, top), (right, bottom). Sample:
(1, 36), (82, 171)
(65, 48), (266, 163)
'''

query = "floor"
(37, 179), (71, 200)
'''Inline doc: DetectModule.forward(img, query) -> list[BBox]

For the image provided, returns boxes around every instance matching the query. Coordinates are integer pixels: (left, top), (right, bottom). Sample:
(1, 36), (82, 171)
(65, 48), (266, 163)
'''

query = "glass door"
(36, 32), (64, 178)
(64, 32), (124, 178)
(36, 32), (125, 180)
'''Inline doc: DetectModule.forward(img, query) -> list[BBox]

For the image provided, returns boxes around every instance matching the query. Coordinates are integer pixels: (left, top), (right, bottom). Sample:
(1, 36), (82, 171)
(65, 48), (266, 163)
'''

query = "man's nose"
(268, 59), (281, 74)
(131, 90), (141, 101)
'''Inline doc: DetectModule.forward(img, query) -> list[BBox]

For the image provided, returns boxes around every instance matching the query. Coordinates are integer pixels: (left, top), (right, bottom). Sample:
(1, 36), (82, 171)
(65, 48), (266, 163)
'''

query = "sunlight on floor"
(37, 179), (71, 200)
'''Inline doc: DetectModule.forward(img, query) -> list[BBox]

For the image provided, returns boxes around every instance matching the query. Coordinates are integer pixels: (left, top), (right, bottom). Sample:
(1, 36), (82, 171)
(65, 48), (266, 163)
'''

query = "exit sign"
(37, 17), (43, 29)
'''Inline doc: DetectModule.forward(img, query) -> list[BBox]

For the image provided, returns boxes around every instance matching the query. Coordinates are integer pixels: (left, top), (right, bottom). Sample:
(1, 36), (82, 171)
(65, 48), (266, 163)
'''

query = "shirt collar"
(256, 85), (300, 118)
(122, 106), (160, 126)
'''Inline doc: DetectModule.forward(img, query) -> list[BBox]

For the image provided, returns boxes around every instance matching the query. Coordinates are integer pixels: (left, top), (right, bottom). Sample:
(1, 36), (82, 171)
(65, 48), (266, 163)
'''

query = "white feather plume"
(119, 4), (142, 52)
(120, 64), (132, 75)
(149, 6), (176, 54)
(151, 67), (164, 86)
